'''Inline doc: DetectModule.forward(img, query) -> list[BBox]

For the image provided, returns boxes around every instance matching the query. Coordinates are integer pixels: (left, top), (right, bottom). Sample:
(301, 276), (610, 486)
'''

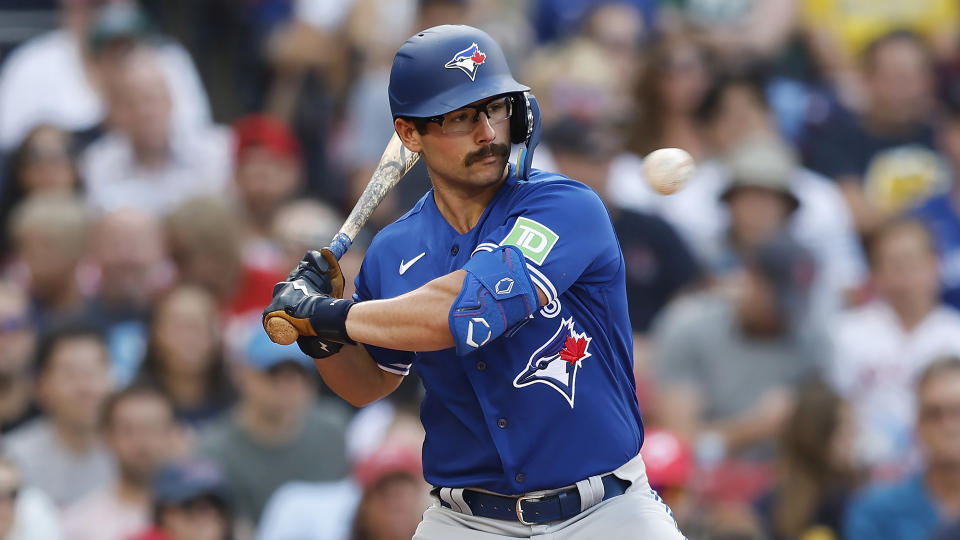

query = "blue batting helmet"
(389, 25), (529, 120)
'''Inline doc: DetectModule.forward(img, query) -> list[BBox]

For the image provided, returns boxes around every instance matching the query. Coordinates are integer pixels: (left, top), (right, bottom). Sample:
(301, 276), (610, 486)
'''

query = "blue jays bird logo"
(444, 43), (486, 81)
(513, 318), (592, 407)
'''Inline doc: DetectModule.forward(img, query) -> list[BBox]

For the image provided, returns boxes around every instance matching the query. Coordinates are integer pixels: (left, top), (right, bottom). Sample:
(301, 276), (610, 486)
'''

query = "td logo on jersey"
(502, 217), (559, 265)
(513, 317), (592, 407)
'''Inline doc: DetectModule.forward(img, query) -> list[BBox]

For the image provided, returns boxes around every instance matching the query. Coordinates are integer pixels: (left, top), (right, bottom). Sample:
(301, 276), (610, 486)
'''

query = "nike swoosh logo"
(399, 252), (426, 275)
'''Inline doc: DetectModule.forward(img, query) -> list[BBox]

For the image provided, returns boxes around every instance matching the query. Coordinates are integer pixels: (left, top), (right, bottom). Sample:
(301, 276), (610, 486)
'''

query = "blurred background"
(2, 1), (960, 539)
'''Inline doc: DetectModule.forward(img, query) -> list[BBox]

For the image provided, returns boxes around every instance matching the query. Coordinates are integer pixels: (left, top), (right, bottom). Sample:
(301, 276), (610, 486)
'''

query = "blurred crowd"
(1, 0), (960, 539)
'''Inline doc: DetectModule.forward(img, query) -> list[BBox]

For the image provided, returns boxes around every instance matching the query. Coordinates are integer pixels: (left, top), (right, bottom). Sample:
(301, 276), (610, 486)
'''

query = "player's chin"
(470, 155), (508, 179)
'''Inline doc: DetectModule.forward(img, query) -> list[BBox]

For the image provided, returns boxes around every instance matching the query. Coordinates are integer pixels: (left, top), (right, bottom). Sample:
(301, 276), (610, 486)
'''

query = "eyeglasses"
(427, 96), (513, 135)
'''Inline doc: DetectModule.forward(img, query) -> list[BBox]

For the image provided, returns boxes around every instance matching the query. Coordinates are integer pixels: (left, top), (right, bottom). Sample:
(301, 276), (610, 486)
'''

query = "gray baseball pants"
(413, 453), (686, 539)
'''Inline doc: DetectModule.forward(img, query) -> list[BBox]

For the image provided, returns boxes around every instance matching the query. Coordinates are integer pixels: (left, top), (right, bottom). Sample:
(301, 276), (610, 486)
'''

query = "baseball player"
(264, 25), (684, 538)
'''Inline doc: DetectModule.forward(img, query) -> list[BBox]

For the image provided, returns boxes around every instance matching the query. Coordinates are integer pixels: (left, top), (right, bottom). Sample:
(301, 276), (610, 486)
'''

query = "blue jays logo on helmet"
(444, 42), (486, 81)
(388, 25), (528, 119)
(513, 317), (592, 407)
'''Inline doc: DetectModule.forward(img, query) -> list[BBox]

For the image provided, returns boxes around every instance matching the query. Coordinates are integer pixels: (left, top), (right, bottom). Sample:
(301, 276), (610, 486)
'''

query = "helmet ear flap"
(514, 93), (541, 180)
(509, 93), (532, 145)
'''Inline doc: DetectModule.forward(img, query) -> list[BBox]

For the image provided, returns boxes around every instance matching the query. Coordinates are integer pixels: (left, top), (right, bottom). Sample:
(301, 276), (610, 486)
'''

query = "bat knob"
(265, 317), (298, 345)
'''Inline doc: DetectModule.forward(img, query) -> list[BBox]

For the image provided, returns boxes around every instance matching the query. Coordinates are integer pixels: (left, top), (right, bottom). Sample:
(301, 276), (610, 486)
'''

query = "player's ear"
(394, 118), (424, 153)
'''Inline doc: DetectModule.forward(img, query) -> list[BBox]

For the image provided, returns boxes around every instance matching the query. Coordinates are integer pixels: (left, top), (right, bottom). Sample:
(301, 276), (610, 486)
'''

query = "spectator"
(659, 0), (798, 61)
(197, 325), (350, 529)
(165, 197), (284, 321)
(270, 198), (343, 275)
(128, 458), (233, 540)
(803, 31), (946, 234)
(0, 456), (63, 540)
(801, 0), (960, 107)
(61, 386), (182, 540)
(613, 70), (865, 317)
(0, 0), (210, 151)
(331, 0), (442, 227)
(0, 281), (39, 434)
(0, 125), (80, 259)
(4, 323), (114, 507)
(260, 0), (363, 204)
(8, 194), (93, 332)
(576, 1), (649, 91)
(80, 47), (231, 216)
(710, 136), (801, 277)
(257, 477), (360, 540)
(257, 376), (427, 540)
(134, 284), (235, 428)
(913, 99), (960, 311)
(831, 218), (960, 477)
(531, 0), (655, 46)
(652, 235), (825, 460)
(231, 114), (303, 273)
(844, 356), (960, 540)
(88, 208), (171, 387)
(628, 33), (712, 162)
(754, 379), (863, 540)
(349, 445), (428, 540)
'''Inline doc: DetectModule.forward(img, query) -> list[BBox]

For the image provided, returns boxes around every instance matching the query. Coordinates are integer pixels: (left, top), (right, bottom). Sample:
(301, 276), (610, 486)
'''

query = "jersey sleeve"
(474, 181), (620, 304)
(352, 255), (415, 376)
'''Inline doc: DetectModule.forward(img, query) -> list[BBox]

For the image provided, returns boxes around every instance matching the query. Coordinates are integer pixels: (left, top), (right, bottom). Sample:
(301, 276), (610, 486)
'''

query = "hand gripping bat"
(264, 132), (420, 345)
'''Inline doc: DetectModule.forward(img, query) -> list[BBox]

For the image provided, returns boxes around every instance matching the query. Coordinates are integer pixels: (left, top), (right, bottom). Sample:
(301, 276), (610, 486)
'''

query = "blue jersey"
(353, 166), (643, 494)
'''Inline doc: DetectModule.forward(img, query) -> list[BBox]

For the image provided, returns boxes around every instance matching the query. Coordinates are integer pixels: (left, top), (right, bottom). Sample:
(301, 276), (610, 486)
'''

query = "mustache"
(464, 143), (510, 166)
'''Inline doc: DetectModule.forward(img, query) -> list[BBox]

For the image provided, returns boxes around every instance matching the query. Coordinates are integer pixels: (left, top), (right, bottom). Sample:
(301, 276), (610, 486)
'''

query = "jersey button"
(497, 418), (507, 429)
(476, 361), (486, 371)
(451, 244), (459, 256)
(515, 473), (525, 483)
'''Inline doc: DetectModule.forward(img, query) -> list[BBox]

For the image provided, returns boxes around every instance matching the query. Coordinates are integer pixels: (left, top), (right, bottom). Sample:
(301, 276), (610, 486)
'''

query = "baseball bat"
(265, 132), (421, 345)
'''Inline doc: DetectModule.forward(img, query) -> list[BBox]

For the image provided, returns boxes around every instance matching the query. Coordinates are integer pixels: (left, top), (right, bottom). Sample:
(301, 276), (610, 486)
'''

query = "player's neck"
(432, 170), (508, 234)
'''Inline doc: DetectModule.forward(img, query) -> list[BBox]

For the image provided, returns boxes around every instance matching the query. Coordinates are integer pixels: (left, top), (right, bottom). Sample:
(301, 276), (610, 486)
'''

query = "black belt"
(437, 474), (631, 525)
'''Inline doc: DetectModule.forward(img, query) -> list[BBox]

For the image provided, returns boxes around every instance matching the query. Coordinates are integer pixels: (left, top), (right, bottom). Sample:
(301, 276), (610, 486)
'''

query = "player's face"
(412, 96), (512, 190)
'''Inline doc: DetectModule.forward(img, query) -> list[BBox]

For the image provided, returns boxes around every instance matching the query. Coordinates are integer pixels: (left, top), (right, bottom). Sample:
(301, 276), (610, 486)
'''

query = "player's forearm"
(314, 344), (403, 407)
(345, 270), (467, 351)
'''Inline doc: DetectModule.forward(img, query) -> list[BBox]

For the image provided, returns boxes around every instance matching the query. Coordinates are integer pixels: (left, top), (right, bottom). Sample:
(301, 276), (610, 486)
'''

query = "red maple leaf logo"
(560, 336), (587, 364)
(471, 50), (486, 65)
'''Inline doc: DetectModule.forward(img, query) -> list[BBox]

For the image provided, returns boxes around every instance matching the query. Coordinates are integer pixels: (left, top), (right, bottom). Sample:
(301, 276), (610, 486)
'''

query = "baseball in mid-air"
(643, 148), (695, 195)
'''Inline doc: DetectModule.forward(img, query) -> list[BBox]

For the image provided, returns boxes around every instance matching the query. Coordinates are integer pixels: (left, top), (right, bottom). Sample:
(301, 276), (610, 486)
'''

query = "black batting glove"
(287, 250), (335, 295)
(281, 292), (356, 344)
(296, 336), (343, 359)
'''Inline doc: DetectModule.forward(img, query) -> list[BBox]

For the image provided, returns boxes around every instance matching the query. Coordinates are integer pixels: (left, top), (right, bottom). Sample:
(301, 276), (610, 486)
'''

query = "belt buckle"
(515, 494), (541, 526)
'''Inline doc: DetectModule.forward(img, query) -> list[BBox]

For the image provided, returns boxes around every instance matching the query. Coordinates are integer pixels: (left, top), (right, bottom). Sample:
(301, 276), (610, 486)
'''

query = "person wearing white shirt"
(79, 47), (231, 216)
(60, 386), (183, 540)
(0, 1), (210, 151)
(0, 457), (62, 540)
(607, 71), (866, 317)
(831, 218), (960, 478)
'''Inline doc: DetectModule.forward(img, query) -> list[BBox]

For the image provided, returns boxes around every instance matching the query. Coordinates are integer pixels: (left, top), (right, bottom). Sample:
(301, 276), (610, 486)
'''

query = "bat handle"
(265, 317), (298, 345)
(328, 232), (353, 261)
